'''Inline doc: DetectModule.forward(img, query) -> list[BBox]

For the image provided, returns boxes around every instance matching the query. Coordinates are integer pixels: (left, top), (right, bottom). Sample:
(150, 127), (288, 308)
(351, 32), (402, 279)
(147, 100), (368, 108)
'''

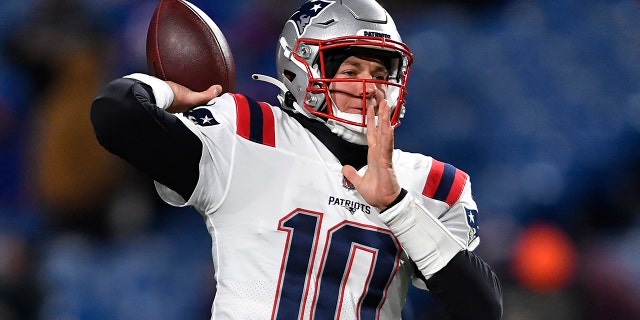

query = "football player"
(91, 0), (502, 319)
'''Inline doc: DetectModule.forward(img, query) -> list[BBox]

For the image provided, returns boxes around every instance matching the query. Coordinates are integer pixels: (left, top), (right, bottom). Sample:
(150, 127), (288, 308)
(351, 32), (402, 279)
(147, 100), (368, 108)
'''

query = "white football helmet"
(256, 0), (413, 144)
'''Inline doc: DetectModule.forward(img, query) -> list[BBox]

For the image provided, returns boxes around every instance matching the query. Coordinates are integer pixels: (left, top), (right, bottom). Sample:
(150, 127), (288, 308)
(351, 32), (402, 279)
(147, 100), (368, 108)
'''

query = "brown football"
(146, 0), (235, 93)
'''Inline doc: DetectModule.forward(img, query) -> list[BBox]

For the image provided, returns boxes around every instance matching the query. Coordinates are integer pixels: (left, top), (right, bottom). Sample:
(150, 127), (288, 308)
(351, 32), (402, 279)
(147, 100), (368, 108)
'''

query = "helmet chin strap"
(325, 92), (374, 146)
(326, 115), (368, 145)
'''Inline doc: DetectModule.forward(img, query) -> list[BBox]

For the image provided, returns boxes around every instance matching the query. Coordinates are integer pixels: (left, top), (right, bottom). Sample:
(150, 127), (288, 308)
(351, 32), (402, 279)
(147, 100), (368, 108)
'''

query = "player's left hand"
(342, 98), (402, 210)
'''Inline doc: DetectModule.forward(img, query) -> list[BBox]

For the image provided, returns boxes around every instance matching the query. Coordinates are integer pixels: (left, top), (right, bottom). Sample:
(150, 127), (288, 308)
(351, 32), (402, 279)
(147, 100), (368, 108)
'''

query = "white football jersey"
(155, 93), (480, 320)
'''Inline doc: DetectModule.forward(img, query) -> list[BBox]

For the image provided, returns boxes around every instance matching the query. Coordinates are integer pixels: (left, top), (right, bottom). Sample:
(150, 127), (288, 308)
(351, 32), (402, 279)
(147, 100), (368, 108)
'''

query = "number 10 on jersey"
(271, 209), (402, 319)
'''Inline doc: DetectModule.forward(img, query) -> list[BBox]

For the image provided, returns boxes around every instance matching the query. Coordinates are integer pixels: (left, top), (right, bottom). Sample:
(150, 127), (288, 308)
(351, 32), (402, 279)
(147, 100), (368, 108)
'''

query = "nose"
(363, 81), (376, 97)
(360, 77), (381, 98)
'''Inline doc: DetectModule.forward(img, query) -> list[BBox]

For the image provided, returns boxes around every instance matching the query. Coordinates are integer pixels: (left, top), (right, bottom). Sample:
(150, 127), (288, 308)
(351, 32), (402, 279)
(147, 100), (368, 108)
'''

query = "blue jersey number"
(272, 209), (401, 319)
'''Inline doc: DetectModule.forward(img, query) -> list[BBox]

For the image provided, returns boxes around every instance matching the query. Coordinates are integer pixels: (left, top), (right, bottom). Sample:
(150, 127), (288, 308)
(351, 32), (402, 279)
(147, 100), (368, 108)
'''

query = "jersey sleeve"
(413, 157), (480, 250)
(154, 93), (240, 213)
(390, 153), (483, 289)
(437, 171), (480, 251)
(91, 76), (203, 201)
(155, 93), (278, 215)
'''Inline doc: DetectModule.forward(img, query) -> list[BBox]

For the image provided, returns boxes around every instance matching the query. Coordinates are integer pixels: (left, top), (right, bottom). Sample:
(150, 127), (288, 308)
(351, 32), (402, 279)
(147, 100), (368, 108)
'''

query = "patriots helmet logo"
(288, 0), (332, 35)
(342, 205), (358, 214)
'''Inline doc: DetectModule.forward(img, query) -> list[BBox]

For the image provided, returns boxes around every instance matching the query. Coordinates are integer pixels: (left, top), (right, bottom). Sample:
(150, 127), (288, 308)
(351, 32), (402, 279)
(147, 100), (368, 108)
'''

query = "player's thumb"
(196, 84), (222, 104)
(166, 83), (222, 113)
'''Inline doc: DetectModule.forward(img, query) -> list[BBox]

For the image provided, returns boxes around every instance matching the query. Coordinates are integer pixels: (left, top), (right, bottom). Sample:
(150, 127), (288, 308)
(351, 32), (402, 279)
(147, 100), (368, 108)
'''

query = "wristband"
(124, 73), (174, 109)
(379, 190), (464, 279)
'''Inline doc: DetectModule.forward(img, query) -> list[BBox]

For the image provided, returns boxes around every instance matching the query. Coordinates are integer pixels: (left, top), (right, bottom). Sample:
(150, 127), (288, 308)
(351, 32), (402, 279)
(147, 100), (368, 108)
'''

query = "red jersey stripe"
(259, 102), (276, 147)
(232, 94), (276, 147)
(234, 94), (251, 140)
(422, 159), (468, 206)
(422, 159), (445, 198)
(444, 168), (468, 206)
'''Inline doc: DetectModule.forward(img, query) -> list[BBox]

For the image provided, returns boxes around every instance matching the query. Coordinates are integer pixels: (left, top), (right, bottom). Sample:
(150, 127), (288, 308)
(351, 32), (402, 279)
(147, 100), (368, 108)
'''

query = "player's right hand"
(166, 81), (222, 113)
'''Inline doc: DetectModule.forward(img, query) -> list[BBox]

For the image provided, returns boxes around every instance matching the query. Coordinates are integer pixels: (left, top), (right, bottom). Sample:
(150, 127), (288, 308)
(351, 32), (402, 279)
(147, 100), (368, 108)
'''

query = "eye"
(373, 73), (388, 81)
(340, 70), (356, 77)
(371, 70), (389, 80)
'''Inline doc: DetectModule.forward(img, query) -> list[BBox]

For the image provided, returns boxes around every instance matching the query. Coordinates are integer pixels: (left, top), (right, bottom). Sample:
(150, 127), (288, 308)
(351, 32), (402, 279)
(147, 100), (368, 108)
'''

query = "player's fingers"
(166, 82), (220, 112)
(376, 99), (392, 132)
(207, 84), (223, 97)
(193, 84), (222, 105)
(366, 103), (377, 145)
(374, 89), (385, 113)
(376, 100), (395, 166)
(378, 100), (390, 124)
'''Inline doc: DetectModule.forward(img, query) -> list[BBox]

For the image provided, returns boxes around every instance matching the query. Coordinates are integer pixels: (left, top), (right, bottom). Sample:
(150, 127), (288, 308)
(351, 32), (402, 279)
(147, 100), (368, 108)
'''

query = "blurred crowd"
(0, 0), (639, 319)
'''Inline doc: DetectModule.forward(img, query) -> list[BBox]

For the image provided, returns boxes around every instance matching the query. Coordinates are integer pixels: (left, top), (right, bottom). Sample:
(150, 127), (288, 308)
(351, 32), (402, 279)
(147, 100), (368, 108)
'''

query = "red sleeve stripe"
(445, 168), (468, 206)
(422, 159), (468, 206)
(234, 94), (251, 139)
(422, 160), (445, 199)
(232, 94), (276, 147)
(259, 102), (276, 147)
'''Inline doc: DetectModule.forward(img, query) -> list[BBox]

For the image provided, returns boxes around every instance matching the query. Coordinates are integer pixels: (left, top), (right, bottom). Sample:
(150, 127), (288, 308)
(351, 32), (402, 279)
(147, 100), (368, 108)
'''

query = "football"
(146, 0), (236, 93)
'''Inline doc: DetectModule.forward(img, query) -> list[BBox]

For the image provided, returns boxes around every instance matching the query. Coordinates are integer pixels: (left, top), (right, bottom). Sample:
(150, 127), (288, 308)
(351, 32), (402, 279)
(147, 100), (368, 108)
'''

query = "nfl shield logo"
(342, 176), (355, 190)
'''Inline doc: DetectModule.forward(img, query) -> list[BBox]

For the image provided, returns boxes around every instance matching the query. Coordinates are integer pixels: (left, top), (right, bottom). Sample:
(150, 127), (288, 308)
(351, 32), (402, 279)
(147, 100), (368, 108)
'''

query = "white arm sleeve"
(124, 73), (174, 109)
(379, 190), (465, 280)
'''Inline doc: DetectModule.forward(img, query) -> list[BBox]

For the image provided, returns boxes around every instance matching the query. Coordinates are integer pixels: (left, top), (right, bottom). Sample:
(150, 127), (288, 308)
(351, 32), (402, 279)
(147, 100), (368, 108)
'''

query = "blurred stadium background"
(1, 0), (639, 319)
